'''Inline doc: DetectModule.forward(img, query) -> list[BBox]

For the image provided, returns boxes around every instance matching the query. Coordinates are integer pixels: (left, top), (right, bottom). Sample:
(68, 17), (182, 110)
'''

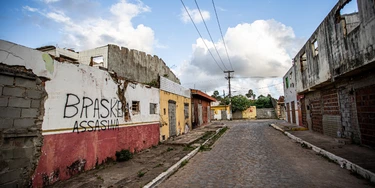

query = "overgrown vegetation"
(115, 149), (133, 162)
(167, 147), (174, 152)
(183, 145), (195, 151)
(180, 160), (188, 167)
(211, 90), (276, 111)
(137, 170), (146, 178)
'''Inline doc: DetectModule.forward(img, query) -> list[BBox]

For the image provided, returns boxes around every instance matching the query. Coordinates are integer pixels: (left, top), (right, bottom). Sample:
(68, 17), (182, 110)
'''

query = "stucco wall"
(79, 45), (109, 68)
(256, 108), (277, 119)
(107, 45), (180, 84)
(283, 66), (299, 125)
(0, 40), (161, 187)
(159, 90), (191, 141)
(211, 106), (231, 120)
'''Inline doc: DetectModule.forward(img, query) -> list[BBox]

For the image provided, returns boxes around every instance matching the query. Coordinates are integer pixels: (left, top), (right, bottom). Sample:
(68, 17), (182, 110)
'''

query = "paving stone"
(160, 120), (372, 187)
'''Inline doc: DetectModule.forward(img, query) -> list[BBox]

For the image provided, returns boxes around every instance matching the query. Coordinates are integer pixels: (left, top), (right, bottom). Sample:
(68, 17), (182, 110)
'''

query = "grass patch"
(207, 127), (228, 147)
(95, 174), (104, 181)
(180, 160), (188, 167)
(199, 145), (212, 152)
(137, 170), (146, 178)
(153, 163), (163, 168)
(166, 147), (174, 152)
(115, 149), (133, 162)
(183, 145), (195, 151)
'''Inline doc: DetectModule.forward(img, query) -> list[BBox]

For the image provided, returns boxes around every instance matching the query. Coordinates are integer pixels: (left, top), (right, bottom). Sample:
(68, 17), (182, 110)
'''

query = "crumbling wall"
(107, 45), (180, 85)
(0, 64), (46, 187)
(256, 108), (277, 119)
(295, 0), (375, 93)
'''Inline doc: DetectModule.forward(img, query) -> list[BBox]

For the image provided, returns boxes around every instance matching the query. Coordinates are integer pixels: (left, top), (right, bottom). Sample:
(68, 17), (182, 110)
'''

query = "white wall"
(0, 40), (159, 135)
(283, 65), (299, 125)
(79, 45), (109, 67)
(160, 76), (190, 98)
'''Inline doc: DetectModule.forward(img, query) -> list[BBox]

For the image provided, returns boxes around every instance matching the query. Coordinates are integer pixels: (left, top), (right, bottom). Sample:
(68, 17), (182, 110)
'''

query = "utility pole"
(224, 70), (234, 98)
(224, 70), (234, 120)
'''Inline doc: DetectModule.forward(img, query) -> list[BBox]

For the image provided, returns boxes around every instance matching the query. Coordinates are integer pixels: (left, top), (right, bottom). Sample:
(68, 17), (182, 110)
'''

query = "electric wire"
(194, 0), (228, 71)
(180, 0), (224, 72)
(212, 0), (234, 71)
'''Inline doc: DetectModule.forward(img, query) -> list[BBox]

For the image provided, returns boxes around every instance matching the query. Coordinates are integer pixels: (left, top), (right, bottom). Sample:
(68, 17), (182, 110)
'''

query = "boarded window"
(184, 103), (189, 118)
(132, 101), (140, 112)
(150, 103), (157, 114)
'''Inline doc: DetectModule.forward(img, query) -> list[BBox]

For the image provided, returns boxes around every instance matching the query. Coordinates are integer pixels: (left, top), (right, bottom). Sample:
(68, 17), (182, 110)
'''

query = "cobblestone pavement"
(159, 120), (373, 188)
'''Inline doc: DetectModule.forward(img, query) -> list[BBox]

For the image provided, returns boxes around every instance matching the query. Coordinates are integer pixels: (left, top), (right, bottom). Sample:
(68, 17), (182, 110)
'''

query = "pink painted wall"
(32, 123), (159, 187)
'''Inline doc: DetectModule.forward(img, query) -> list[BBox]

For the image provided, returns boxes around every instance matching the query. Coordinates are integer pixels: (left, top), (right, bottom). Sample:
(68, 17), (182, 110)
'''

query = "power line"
(180, 0), (224, 72)
(194, 0), (228, 71)
(212, 0), (233, 71)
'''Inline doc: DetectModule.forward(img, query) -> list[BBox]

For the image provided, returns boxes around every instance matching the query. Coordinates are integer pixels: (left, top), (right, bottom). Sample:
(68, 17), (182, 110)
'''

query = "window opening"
(132, 101), (140, 112)
(150, 103), (157, 114)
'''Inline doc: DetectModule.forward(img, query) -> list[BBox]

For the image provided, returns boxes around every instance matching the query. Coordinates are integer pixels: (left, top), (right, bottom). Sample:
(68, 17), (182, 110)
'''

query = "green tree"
(211, 90), (222, 101)
(231, 95), (251, 112)
(245, 89), (256, 100)
(255, 95), (273, 108)
(219, 96), (230, 105)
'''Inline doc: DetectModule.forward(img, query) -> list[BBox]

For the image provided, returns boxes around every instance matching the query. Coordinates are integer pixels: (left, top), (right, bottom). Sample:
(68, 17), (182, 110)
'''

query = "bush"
(115, 149), (133, 162)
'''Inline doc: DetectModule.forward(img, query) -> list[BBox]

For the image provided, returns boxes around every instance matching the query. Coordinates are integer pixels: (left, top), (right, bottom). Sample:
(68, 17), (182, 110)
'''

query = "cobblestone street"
(159, 120), (372, 188)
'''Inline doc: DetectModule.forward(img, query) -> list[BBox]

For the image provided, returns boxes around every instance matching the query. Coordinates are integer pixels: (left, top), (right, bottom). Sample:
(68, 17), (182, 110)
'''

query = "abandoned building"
(0, 40), (189, 187)
(190, 89), (216, 128)
(285, 0), (375, 147)
(37, 44), (180, 84)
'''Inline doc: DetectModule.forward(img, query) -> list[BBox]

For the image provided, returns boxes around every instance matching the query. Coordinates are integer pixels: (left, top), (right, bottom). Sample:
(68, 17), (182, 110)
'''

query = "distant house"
(190, 89), (216, 128)
(283, 66), (301, 125)
(211, 105), (232, 120)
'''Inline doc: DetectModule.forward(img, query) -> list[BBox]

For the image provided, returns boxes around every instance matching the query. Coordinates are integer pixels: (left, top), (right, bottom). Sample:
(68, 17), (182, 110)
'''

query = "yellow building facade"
(242, 106), (257, 119)
(159, 90), (191, 141)
(211, 105), (232, 120)
(159, 76), (191, 141)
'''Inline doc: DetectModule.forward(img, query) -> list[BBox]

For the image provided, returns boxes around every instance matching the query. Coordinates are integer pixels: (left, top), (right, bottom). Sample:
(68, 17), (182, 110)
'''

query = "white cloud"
(23, 6), (38, 12)
(176, 19), (304, 98)
(180, 7), (210, 24)
(24, 0), (154, 53)
(42, 0), (60, 3)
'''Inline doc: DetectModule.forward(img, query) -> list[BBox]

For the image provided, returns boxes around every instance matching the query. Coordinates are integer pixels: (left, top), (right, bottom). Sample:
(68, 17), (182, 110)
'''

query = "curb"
(144, 126), (226, 188)
(269, 124), (375, 183)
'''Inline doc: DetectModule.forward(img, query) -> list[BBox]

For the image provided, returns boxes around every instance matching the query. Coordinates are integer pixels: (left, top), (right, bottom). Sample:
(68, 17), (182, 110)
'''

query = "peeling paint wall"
(0, 40), (161, 187)
(283, 66), (299, 125)
(107, 45), (180, 84)
(295, 0), (375, 93)
(159, 77), (191, 141)
(211, 106), (231, 120)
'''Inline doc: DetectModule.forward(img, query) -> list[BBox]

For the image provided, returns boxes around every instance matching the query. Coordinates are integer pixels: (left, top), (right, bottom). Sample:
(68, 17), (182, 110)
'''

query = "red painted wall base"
(32, 123), (159, 187)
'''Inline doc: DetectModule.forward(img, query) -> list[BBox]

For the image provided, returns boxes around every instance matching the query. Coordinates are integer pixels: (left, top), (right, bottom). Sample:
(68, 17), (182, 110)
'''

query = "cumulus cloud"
(23, 0), (154, 53)
(180, 7), (210, 24)
(176, 19), (304, 98)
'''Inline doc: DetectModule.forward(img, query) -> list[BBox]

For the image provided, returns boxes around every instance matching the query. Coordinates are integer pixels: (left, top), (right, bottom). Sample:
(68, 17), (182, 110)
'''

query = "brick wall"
(301, 98), (307, 128)
(310, 98), (323, 134)
(356, 84), (375, 148)
(0, 66), (46, 187)
(322, 88), (340, 137)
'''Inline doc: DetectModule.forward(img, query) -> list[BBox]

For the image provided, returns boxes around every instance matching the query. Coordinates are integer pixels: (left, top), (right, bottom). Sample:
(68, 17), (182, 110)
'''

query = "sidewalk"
(270, 120), (375, 183)
(49, 123), (225, 188)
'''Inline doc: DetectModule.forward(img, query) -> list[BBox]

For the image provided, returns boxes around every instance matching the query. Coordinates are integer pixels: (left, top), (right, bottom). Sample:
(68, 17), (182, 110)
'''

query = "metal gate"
(221, 109), (227, 120)
(198, 104), (202, 126)
(168, 100), (177, 137)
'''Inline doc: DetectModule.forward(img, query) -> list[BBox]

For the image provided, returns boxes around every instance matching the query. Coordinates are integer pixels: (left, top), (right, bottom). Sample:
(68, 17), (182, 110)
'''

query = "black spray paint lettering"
(72, 119), (119, 133)
(63, 94), (122, 133)
(64, 94), (123, 119)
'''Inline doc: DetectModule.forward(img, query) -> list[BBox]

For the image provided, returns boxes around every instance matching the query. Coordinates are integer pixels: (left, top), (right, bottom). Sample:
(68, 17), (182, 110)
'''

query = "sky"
(0, 0), (359, 99)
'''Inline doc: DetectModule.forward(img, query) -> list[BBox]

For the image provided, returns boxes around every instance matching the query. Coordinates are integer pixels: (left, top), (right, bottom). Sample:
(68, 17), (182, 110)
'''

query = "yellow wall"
(242, 106), (257, 119)
(159, 90), (191, 141)
(211, 106), (230, 114)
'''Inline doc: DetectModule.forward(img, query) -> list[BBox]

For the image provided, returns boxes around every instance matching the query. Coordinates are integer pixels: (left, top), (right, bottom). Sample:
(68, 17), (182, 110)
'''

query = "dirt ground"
(49, 144), (193, 188)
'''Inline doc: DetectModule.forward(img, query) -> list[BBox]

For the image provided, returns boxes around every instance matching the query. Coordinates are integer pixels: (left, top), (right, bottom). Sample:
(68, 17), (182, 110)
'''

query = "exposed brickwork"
(310, 98), (323, 134)
(322, 88), (340, 115)
(0, 65), (46, 187)
(356, 84), (375, 148)
(301, 98), (307, 128)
